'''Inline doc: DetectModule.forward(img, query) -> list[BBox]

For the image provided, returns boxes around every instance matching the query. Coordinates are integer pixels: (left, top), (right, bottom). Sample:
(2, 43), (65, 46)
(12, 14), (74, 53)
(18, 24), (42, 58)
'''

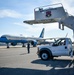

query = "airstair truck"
(37, 38), (73, 60)
(23, 3), (74, 35)
(23, 3), (74, 60)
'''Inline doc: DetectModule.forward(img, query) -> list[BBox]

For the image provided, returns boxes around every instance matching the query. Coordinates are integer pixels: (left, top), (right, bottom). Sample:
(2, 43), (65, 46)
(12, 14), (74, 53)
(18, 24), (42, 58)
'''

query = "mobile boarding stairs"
(23, 3), (74, 35)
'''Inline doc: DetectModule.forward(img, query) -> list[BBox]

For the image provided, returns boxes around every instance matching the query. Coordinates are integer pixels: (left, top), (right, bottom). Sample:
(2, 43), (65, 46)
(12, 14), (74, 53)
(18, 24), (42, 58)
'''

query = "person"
(27, 43), (30, 53)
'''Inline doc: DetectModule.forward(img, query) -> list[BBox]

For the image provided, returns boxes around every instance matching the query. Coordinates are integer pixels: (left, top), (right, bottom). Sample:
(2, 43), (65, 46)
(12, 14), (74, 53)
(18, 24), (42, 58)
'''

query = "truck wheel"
(40, 51), (49, 60)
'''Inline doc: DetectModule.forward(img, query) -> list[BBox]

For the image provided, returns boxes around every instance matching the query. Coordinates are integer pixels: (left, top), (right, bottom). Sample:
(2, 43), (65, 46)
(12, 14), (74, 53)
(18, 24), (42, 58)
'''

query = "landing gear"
(22, 43), (26, 47)
(7, 43), (9, 48)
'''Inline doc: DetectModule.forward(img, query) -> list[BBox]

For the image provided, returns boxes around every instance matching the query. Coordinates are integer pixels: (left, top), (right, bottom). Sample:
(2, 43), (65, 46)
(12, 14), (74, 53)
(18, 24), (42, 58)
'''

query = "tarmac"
(0, 45), (74, 75)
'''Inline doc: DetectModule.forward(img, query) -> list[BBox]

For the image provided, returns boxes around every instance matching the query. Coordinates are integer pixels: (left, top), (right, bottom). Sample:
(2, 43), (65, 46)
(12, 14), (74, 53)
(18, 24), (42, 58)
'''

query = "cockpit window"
(1, 36), (6, 38)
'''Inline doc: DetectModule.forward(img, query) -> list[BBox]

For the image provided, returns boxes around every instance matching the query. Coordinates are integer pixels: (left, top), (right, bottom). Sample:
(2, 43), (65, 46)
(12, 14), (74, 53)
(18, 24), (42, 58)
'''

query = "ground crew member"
(27, 43), (30, 53)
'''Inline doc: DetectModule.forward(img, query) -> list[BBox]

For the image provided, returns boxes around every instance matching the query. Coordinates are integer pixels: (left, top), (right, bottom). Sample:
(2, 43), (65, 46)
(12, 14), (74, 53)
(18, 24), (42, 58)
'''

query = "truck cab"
(37, 38), (73, 60)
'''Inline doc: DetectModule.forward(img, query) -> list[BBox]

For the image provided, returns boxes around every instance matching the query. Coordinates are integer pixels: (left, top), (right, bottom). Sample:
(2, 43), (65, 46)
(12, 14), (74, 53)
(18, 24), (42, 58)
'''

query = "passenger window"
(58, 39), (66, 46)
(68, 39), (72, 44)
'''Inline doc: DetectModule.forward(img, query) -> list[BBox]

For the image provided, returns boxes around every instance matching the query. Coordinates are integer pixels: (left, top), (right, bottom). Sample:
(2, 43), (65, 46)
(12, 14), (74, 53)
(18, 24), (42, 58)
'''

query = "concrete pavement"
(0, 46), (74, 75)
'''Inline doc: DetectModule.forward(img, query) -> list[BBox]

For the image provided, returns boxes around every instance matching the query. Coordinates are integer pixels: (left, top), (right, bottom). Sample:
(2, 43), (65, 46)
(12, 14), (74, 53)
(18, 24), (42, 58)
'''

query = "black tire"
(40, 51), (49, 60)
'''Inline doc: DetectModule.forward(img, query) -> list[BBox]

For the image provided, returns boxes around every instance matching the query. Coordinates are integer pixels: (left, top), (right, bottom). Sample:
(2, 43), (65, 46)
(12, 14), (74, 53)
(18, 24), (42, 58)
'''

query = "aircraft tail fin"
(39, 28), (45, 38)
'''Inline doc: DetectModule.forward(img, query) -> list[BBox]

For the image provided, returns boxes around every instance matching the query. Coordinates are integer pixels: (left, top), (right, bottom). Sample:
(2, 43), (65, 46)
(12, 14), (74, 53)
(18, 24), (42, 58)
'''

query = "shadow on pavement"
(0, 59), (74, 75)
(31, 59), (74, 67)
(0, 66), (74, 75)
(31, 58), (74, 75)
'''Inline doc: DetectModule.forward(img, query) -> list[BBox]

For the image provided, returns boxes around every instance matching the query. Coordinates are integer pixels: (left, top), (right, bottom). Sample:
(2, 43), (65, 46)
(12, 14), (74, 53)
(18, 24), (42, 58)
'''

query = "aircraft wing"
(25, 37), (58, 42)
(25, 37), (59, 46)
(24, 37), (44, 41)
(23, 19), (57, 25)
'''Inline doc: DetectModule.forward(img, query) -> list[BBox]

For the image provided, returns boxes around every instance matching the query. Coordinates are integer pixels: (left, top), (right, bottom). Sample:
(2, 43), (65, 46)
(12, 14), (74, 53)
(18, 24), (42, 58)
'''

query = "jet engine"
(11, 43), (17, 46)
(31, 40), (37, 47)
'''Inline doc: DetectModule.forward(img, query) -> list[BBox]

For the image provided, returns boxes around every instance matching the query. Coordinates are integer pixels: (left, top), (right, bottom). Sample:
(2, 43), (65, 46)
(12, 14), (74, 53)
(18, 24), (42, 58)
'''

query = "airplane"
(0, 28), (45, 48)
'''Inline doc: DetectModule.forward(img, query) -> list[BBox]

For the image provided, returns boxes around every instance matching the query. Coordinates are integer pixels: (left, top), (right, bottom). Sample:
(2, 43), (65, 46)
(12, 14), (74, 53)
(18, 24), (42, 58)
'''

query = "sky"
(0, 0), (74, 41)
